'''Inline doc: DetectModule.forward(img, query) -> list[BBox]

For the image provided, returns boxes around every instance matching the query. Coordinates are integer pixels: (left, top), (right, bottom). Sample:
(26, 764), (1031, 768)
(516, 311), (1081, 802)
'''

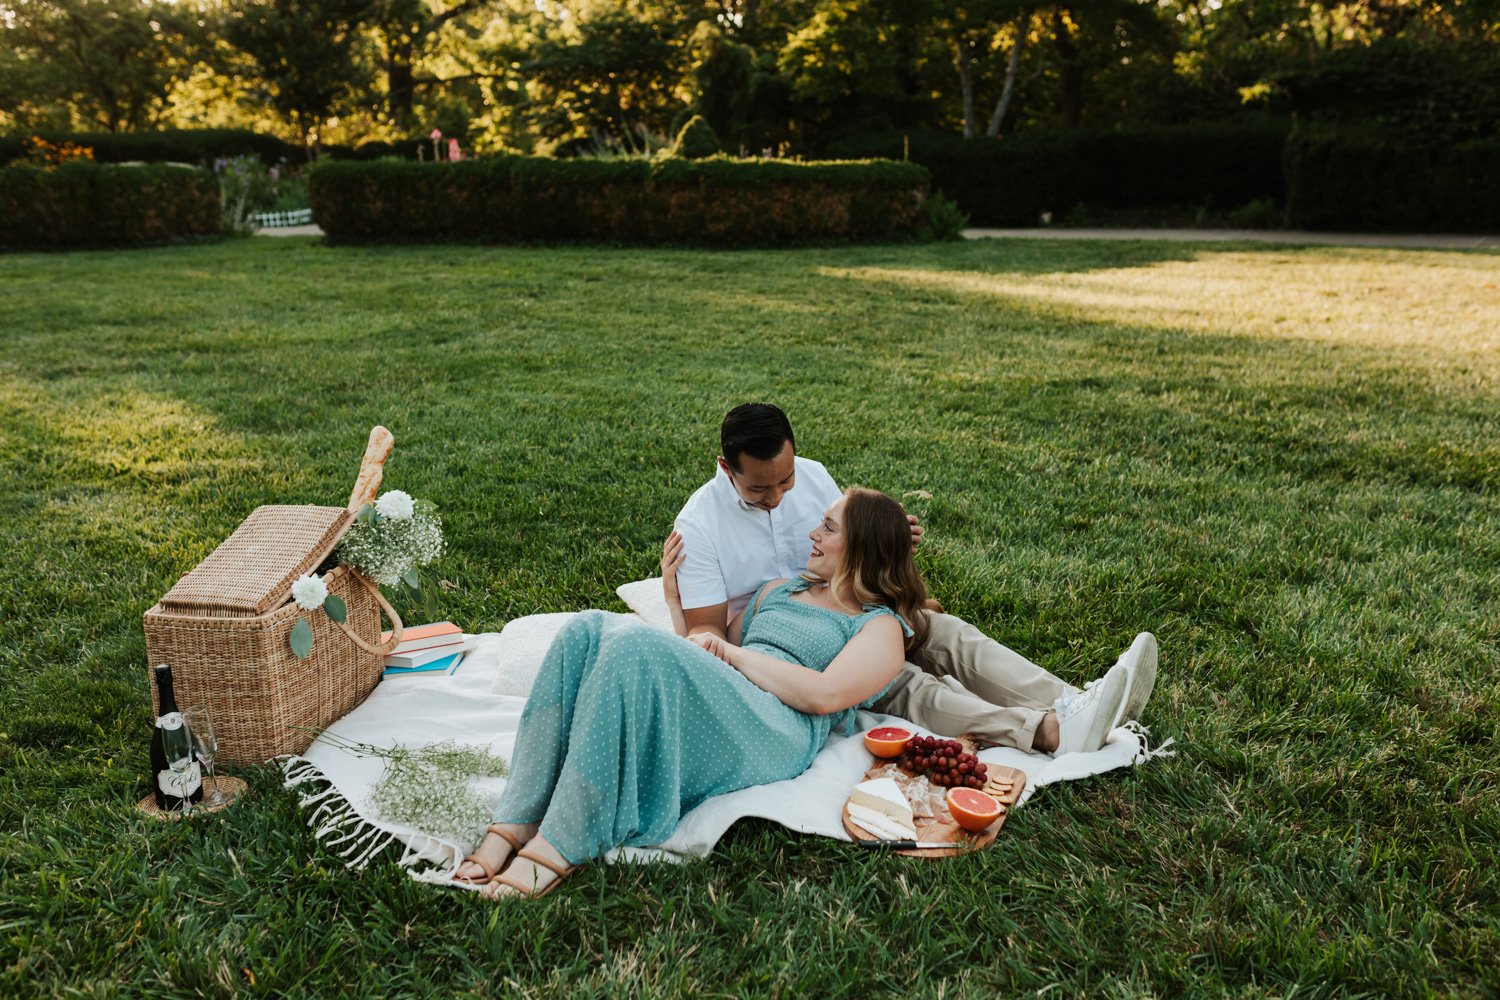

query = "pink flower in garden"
(431, 128), (442, 140)
(449, 139), (462, 162)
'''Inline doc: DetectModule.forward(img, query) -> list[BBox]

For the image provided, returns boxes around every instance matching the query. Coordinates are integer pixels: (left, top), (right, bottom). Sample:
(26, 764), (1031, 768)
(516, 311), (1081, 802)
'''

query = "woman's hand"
(687, 631), (733, 664)
(661, 530), (688, 637)
(661, 530), (686, 599)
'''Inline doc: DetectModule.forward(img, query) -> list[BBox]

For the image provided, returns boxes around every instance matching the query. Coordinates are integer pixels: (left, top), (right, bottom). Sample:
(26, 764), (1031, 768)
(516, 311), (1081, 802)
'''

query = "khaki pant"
(870, 613), (1075, 751)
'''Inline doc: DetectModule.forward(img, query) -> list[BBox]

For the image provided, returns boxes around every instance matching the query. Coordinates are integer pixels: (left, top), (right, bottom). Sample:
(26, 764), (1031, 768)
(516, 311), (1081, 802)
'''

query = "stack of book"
(381, 622), (473, 678)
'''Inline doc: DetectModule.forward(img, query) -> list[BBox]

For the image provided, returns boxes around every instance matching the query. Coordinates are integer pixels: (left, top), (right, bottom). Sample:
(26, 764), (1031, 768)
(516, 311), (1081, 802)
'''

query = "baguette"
(348, 425), (395, 510)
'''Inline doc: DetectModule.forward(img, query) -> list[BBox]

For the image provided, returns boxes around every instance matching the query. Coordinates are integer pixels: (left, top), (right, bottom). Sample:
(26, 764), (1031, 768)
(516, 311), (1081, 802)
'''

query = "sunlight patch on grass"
(2, 374), (266, 491)
(822, 249), (1500, 365)
(1, 376), (282, 631)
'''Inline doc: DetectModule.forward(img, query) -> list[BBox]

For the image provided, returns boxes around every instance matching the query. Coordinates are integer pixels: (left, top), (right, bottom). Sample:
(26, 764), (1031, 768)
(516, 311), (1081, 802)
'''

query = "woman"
(455, 487), (934, 899)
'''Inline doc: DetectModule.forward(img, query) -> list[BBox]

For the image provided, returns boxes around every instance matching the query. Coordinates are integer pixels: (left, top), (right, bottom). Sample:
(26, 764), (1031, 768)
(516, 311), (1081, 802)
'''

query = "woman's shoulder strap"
(742, 578), (790, 631)
(753, 578), (790, 614)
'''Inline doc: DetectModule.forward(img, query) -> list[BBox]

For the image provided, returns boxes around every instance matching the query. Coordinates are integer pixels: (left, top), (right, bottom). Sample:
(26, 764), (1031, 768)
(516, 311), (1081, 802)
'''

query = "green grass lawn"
(1, 236), (1496, 998)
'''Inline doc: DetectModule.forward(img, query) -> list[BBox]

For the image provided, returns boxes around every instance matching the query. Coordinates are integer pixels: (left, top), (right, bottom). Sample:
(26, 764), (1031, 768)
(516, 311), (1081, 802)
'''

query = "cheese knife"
(854, 838), (965, 850)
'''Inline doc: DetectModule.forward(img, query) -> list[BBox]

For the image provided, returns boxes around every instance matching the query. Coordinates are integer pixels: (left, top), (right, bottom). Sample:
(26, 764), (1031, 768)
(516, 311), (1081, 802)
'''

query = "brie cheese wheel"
(850, 777), (916, 835)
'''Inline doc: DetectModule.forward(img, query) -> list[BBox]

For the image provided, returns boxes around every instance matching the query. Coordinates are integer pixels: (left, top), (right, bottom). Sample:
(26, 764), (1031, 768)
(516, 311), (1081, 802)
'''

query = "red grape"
(895, 736), (992, 792)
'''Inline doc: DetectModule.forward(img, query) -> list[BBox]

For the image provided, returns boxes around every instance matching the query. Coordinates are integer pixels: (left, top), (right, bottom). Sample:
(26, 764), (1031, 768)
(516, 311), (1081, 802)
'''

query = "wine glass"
(161, 721), (195, 817)
(183, 707), (222, 807)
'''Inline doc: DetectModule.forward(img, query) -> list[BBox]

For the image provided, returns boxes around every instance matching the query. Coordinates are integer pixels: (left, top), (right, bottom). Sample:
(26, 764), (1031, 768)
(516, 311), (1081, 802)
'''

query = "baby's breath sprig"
(337, 491), (444, 621)
(286, 489), (444, 660)
(314, 731), (508, 844)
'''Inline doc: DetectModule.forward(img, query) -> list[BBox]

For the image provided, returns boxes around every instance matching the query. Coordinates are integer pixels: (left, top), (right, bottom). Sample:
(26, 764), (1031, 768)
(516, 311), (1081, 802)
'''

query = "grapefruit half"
(946, 787), (1003, 832)
(863, 726), (913, 758)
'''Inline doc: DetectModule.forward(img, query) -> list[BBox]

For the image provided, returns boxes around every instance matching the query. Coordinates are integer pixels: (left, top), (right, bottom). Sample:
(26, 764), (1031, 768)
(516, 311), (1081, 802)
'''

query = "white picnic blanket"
(280, 584), (1171, 884)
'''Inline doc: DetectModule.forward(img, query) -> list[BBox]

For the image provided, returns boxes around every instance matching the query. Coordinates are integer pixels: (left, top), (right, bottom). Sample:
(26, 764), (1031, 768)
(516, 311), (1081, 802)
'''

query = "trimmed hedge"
(0, 129), (301, 167)
(309, 156), (931, 246)
(0, 163), (222, 249)
(324, 138), (430, 161)
(1285, 128), (1500, 232)
(825, 122), (1291, 226)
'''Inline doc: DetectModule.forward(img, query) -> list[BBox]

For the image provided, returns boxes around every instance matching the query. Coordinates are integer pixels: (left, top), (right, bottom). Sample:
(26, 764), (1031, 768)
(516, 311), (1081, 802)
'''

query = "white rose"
(376, 490), (414, 520)
(291, 573), (329, 610)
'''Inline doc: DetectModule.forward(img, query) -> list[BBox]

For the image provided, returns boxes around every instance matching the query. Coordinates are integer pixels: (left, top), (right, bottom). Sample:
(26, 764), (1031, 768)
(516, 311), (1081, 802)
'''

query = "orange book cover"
(381, 621), (461, 644)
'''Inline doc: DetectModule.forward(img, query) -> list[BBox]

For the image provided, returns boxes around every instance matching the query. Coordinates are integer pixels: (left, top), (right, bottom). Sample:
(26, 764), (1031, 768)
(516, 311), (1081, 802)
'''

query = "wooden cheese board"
(842, 736), (1026, 859)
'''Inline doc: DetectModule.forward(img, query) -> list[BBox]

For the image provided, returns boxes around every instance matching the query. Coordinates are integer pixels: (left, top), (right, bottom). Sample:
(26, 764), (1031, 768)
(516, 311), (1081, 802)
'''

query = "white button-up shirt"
(673, 456), (842, 613)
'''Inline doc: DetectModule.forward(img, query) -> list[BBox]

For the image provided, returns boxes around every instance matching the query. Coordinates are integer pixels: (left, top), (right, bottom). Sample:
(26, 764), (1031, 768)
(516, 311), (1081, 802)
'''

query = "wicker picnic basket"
(143, 428), (404, 764)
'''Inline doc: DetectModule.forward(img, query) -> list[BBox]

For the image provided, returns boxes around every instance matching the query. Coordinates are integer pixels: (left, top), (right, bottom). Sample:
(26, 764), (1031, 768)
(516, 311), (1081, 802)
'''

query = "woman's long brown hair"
(822, 487), (939, 649)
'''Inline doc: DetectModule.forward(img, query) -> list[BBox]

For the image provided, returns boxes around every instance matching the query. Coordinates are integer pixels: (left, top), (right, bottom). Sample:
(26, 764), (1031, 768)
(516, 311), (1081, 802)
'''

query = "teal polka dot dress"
(491, 580), (910, 864)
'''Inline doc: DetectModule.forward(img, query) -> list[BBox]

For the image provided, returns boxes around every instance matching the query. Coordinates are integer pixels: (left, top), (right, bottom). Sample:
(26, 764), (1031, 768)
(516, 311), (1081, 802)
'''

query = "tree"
(479, 1), (699, 150)
(935, 0), (1038, 136)
(1020, 0), (1160, 129)
(0, 0), (206, 132)
(222, 0), (375, 151)
(1158, 0), (1500, 137)
(778, 0), (946, 139)
(682, 19), (792, 150)
(366, 0), (500, 131)
(7, 0), (1494, 155)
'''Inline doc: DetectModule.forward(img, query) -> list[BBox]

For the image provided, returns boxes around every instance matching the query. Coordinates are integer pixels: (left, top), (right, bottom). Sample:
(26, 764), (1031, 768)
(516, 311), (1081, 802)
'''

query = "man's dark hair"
(721, 403), (795, 470)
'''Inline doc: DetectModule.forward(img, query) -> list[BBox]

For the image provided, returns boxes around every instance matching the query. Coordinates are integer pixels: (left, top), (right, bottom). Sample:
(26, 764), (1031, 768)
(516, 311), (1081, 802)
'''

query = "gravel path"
(256, 224), (324, 237)
(963, 227), (1499, 250)
(253, 223), (1497, 250)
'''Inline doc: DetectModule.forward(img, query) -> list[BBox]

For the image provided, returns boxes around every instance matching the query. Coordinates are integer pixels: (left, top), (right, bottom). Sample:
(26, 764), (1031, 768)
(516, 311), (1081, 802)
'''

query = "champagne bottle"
(151, 664), (203, 810)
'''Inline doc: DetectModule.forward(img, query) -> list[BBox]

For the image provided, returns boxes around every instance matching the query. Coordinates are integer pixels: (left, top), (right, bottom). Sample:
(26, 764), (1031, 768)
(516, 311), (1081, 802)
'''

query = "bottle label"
(158, 761), (202, 798)
(157, 712), (185, 731)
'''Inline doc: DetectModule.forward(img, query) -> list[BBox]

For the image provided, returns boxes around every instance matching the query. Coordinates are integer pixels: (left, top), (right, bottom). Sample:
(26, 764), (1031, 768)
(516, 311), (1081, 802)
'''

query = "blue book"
(382, 651), (463, 678)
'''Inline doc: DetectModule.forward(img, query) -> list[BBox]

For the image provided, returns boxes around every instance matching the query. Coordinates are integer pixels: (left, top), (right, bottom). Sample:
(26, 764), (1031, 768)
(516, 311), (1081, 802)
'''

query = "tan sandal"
(485, 847), (575, 900)
(452, 824), (526, 887)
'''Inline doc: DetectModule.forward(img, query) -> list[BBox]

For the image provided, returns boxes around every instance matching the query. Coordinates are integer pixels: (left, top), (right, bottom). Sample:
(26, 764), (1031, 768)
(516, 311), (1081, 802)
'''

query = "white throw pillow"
(615, 577), (676, 633)
(487, 583), (675, 698)
(489, 613), (576, 697)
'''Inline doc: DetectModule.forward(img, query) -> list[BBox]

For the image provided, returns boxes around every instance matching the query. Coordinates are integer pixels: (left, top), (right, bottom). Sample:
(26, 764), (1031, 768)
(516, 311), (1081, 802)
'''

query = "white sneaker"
(1117, 632), (1158, 725)
(1078, 632), (1159, 732)
(1053, 659), (1128, 755)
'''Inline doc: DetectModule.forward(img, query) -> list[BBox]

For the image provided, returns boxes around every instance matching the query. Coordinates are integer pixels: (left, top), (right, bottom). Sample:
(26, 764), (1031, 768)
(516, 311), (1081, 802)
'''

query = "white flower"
(375, 490), (415, 520)
(291, 573), (328, 610)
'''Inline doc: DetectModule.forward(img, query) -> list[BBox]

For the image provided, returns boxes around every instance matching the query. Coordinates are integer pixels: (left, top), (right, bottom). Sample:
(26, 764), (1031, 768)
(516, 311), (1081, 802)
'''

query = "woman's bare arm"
(691, 614), (905, 716)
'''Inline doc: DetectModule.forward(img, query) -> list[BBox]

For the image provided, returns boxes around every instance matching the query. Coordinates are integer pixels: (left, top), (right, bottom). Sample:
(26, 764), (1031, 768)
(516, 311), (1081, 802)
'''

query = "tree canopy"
(1, 0), (1494, 151)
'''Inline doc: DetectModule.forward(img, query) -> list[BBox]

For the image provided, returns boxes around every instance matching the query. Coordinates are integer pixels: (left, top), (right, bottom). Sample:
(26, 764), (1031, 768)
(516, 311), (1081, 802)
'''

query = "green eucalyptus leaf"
(323, 594), (347, 623)
(289, 618), (314, 659)
(357, 502), (375, 525)
(402, 569), (421, 591)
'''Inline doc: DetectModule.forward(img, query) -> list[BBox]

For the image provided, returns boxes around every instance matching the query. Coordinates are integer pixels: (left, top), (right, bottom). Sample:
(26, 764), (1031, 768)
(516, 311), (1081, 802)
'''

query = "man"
(672, 403), (1157, 755)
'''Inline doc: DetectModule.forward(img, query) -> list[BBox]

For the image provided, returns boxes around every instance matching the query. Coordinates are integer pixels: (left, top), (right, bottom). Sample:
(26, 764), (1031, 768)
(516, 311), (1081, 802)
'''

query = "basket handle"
(330, 569), (405, 655)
